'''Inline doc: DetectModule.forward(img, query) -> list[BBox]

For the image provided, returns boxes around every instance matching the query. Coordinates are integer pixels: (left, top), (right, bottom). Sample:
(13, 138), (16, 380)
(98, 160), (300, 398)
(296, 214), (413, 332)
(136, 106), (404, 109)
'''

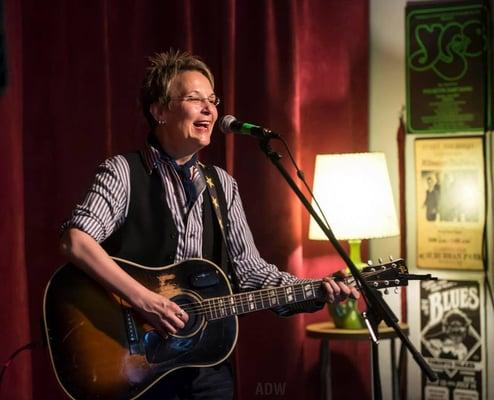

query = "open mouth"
(193, 121), (211, 129)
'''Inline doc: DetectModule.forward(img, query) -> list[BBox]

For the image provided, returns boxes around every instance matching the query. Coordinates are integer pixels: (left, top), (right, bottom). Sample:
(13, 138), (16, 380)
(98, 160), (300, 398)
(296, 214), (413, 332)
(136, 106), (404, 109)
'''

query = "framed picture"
(420, 279), (485, 400)
(415, 137), (485, 270)
(405, 1), (491, 133)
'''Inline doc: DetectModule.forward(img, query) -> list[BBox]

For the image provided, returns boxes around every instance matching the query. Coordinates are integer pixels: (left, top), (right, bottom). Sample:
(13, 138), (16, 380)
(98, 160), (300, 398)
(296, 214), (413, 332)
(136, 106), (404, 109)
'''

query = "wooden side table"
(306, 321), (409, 400)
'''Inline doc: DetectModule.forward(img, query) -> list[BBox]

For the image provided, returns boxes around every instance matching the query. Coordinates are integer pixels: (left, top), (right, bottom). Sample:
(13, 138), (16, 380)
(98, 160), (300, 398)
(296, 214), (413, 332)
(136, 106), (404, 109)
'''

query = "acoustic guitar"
(43, 256), (408, 400)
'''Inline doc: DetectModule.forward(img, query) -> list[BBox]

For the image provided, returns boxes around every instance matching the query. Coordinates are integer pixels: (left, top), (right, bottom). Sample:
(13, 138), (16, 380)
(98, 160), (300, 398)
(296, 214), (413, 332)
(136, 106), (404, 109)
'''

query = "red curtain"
(0, 1), (369, 399)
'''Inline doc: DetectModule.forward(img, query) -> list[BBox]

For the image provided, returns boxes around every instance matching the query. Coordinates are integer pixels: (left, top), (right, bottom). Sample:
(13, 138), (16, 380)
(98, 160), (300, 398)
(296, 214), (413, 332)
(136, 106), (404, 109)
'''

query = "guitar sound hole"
(172, 294), (204, 337)
(142, 293), (205, 364)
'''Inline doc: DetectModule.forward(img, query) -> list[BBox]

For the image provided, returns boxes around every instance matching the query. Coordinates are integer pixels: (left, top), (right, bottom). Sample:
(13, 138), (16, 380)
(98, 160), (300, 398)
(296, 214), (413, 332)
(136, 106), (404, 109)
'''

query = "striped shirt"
(64, 143), (324, 315)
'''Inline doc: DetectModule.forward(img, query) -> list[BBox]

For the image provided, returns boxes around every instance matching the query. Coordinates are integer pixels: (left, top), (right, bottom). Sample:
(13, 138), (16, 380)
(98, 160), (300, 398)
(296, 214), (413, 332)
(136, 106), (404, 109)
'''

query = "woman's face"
(157, 70), (218, 159)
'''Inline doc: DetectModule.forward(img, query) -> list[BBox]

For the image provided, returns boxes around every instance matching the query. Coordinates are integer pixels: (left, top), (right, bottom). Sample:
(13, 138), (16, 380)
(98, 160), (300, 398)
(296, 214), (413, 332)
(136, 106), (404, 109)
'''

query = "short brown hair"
(140, 49), (214, 128)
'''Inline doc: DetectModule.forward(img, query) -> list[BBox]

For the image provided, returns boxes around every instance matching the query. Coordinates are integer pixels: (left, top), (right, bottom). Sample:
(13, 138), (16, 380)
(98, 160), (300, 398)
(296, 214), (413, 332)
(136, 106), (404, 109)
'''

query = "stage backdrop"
(0, 1), (369, 399)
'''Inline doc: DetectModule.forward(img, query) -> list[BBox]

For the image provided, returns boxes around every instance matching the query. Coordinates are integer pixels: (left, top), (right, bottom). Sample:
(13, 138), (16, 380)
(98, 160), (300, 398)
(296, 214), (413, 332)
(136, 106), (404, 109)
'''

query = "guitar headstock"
(361, 258), (409, 290)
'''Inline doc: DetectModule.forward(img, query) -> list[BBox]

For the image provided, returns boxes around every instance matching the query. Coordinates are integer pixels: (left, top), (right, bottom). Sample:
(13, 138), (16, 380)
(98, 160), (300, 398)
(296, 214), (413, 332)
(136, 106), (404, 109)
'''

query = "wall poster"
(420, 279), (484, 400)
(405, 1), (491, 133)
(415, 137), (485, 270)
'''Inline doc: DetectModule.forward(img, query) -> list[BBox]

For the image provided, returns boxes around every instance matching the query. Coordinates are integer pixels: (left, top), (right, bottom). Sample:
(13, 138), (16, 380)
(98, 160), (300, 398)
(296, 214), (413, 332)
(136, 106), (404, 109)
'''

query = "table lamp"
(308, 152), (399, 329)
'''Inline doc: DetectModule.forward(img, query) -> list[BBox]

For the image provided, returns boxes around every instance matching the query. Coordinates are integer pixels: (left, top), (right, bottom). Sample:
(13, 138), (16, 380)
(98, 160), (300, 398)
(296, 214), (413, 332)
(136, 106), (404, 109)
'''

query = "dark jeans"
(140, 362), (234, 400)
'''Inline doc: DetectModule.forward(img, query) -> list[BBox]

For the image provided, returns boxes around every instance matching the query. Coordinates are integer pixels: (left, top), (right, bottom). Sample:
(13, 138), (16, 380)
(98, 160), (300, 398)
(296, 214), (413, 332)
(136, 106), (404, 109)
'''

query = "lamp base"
(327, 239), (365, 329)
(328, 300), (364, 329)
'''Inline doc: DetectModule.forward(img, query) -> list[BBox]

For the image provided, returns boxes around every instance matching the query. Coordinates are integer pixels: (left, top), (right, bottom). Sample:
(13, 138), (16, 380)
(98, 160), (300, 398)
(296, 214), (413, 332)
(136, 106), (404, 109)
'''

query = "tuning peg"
(394, 287), (399, 294)
(384, 288), (389, 295)
(367, 260), (373, 266)
(389, 255), (394, 261)
(378, 257), (383, 264)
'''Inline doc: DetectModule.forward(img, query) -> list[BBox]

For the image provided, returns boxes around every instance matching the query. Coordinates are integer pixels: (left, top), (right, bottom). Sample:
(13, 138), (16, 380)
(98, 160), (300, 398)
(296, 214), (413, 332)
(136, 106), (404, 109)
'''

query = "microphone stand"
(256, 134), (438, 399)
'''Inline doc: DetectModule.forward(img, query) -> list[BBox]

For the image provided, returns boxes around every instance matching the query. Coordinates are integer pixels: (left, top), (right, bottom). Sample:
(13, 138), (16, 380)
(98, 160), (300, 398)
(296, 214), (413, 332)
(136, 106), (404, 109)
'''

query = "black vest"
(101, 152), (230, 275)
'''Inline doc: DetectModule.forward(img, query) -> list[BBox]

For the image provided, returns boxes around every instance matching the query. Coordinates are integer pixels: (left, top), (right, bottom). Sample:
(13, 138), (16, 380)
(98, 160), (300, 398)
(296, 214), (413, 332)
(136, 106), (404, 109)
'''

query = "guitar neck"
(203, 280), (325, 320)
(200, 257), (408, 321)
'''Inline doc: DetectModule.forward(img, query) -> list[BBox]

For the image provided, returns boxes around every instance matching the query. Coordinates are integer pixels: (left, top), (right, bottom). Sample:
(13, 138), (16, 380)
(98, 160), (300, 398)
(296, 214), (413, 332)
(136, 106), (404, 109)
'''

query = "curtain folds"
(0, 1), (369, 398)
(0, 1), (32, 399)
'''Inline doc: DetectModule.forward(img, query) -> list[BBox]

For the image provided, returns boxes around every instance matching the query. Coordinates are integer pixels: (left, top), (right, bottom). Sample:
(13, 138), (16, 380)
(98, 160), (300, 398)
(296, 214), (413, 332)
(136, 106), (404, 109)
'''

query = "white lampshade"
(308, 152), (399, 241)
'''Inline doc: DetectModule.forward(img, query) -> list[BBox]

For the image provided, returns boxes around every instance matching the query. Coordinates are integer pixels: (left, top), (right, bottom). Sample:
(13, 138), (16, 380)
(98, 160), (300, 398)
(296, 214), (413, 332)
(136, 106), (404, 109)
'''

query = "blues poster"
(420, 279), (484, 400)
(415, 137), (485, 270)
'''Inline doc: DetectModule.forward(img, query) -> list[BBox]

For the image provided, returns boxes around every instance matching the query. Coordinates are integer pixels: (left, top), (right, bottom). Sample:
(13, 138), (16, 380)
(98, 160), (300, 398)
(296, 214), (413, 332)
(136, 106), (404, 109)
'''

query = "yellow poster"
(415, 137), (485, 270)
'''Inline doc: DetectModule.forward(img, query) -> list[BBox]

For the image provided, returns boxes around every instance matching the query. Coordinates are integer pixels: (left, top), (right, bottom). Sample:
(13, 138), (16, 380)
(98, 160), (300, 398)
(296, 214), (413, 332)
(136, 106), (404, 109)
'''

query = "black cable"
(0, 340), (43, 391)
(273, 135), (367, 297)
(275, 135), (332, 231)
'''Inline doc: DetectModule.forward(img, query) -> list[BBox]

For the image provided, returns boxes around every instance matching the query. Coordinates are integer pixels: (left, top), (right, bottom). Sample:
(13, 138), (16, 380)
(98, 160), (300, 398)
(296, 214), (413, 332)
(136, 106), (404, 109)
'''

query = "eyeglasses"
(169, 94), (220, 107)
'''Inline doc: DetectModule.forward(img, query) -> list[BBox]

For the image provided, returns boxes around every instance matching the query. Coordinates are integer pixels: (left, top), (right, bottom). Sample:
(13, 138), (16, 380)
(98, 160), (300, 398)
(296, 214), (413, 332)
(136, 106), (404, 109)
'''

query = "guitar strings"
(176, 267), (400, 318)
(178, 269), (391, 316)
(179, 282), (324, 317)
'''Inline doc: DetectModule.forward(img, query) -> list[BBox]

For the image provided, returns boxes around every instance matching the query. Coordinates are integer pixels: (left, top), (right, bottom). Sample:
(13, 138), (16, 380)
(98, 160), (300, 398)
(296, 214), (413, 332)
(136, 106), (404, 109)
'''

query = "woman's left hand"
(321, 276), (360, 303)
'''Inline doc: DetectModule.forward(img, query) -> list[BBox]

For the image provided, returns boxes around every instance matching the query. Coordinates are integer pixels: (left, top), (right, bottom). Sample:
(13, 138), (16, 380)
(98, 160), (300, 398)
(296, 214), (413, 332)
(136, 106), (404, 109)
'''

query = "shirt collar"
(142, 134), (199, 174)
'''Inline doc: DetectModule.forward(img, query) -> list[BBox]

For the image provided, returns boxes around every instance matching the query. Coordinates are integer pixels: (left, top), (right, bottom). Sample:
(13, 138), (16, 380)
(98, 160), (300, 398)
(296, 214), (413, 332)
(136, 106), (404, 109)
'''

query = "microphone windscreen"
(219, 115), (236, 133)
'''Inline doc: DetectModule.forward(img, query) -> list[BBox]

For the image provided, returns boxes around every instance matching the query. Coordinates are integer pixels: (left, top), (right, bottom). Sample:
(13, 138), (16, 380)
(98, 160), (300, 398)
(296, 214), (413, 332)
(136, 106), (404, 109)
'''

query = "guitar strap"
(199, 164), (237, 289)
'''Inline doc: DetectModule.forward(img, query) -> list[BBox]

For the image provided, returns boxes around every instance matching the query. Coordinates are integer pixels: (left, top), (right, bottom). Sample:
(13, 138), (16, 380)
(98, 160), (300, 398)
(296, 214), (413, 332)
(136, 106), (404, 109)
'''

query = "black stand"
(256, 135), (438, 399)
(371, 340), (382, 400)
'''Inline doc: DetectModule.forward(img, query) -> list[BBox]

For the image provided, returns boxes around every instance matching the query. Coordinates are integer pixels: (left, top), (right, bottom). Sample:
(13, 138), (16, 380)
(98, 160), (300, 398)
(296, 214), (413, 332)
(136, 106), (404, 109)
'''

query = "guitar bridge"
(122, 308), (142, 354)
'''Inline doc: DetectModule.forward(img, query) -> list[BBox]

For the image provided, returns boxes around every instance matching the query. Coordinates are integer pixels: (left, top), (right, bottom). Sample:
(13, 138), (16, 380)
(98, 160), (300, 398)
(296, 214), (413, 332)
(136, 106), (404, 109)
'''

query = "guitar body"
(43, 258), (238, 400)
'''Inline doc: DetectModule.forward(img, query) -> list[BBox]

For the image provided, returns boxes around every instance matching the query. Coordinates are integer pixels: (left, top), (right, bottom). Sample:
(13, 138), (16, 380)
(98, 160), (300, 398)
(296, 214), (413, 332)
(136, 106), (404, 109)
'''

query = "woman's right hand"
(60, 229), (190, 338)
(133, 290), (190, 337)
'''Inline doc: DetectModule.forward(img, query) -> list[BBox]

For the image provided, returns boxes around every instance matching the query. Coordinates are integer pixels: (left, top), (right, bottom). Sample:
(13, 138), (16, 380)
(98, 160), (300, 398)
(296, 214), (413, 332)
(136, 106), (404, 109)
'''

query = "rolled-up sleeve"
(61, 156), (130, 243)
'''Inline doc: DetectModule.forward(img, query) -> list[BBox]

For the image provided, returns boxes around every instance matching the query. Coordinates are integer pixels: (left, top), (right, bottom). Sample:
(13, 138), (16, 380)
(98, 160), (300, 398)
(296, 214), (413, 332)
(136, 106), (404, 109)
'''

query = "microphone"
(219, 115), (279, 139)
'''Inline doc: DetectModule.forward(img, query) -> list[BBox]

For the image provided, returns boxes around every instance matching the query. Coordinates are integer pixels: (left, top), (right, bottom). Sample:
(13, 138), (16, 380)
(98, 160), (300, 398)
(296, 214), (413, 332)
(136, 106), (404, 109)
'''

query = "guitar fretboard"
(203, 280), (325, 320)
